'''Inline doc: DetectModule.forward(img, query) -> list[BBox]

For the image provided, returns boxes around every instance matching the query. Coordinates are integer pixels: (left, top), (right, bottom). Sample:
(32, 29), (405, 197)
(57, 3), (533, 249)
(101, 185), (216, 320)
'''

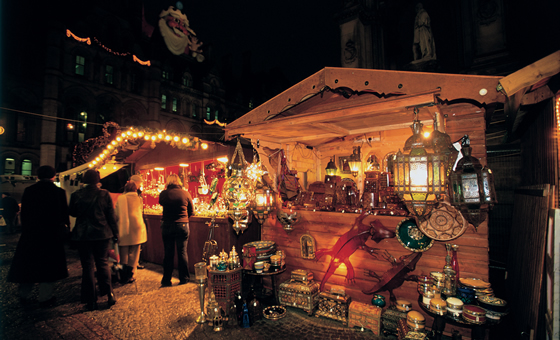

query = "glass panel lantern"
(393, 112), (449, 218)
(449, 135), (497, 230)
(251, 182), (273, 224)
(348, 146), (362, 177)
(325, 157), (338, 177)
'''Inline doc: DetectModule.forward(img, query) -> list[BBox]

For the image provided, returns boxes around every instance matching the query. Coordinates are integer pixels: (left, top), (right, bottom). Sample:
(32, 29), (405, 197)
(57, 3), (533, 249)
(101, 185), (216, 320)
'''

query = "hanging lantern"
(251, 182), (274, 224)
(348, 146), (362, 177)
(449, 135), (497, 230)
(222, 140), (255, 234)
(393, 109), (450, 218)
(325, 157), (338, 176)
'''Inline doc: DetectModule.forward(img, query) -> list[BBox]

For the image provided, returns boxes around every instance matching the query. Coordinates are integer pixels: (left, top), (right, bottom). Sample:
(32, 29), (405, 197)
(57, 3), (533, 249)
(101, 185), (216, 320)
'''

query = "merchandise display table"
(243, 267), (286, 305)
(417, 296), (500, 340)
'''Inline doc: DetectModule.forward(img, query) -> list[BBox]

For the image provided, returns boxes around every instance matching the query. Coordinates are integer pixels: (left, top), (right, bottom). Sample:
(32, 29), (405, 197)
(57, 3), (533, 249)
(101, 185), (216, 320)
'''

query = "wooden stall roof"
(225, 67), (506, 146)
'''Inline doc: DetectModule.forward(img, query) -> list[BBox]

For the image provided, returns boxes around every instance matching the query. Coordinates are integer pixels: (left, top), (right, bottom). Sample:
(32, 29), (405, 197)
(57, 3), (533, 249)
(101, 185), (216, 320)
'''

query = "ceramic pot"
(371, 294), (386, 307)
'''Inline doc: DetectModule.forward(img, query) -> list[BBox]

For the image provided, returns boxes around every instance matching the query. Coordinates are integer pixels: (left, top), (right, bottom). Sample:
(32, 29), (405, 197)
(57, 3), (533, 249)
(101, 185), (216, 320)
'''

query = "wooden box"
(278, 275), (320, 316)
(208, 267), (242, 313)
(314, 288), (351, 325)
(291, 269), (314, 282)
(347, 301), (382, 335)
(382, 306), (408, 336)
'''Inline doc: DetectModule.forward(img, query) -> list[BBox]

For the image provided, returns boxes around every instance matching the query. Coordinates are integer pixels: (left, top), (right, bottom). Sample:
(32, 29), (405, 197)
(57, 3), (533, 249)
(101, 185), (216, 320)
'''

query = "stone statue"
(412, 3), (436, 62)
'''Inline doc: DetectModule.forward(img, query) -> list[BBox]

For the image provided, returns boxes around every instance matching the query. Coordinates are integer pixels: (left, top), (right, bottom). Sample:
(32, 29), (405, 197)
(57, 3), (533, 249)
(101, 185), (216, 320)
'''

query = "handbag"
(0, 215), (6, 227)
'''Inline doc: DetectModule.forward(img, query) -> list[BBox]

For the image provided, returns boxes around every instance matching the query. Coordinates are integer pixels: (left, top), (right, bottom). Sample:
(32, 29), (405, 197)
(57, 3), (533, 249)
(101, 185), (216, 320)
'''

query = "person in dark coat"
(69, 169), (119, 311)
(1, 192), (20, 234)
(158, 173), (194, 286)
(7, 165), (69, 307)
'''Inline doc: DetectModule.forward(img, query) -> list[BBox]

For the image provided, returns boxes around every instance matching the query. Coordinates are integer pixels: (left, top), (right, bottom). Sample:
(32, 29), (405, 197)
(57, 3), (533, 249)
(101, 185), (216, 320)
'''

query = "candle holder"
(194, 262), (208, 324)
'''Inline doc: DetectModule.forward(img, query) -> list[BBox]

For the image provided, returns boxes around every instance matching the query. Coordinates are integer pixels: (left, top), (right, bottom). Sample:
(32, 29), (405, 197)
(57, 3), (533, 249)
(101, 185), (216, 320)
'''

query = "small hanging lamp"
(325, 157), (338, 176)
(251, 181), (274, 224)
(347, 146), (362, 177)
(449, 135), (497, 230)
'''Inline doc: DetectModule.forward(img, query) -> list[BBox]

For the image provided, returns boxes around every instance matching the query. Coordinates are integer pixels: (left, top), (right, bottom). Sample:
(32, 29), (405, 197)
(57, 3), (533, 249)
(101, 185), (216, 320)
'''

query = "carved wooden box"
(347, 301), (382, 335)
(314, 289), (351, 325)
(381, 305), (408, 336)
(278, 274), (320, 316)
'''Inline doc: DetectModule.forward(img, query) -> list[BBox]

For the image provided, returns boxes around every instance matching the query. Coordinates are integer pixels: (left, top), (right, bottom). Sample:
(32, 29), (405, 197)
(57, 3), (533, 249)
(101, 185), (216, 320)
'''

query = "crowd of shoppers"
(6, 166), (195, 310)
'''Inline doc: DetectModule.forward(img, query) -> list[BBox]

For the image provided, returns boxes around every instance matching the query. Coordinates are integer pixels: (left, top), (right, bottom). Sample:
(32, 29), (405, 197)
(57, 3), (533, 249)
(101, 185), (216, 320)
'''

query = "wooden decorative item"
(315, 211), (395, 291)
(300, 234), (316, 259)
(314, 286), (351, 325)
(418, 201), (468, 241)
(278, 270), (320, 316)
(381, 306), (408, 336)
(347, 301), (382, 335)
(208, 267), (242, 315)
(363, 251), (422, 304)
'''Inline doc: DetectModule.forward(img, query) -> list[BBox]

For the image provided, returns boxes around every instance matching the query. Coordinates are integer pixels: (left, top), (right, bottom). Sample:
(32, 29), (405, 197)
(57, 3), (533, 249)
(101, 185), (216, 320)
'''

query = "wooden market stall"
(59, 127), (259, 275)
(224, 67), (507, 338)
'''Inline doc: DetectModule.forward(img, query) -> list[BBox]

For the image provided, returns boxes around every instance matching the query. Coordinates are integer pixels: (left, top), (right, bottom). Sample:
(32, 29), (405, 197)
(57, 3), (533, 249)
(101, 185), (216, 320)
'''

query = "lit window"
(21, 159), (32, 176)
(76, 55), (85, 75)
(162, 70), (169, 80)
(78, 111), (87, 143)
(191, 103), (197, 118)
(206, 107), (211, 120)
(214, 110), (219, 121)
(4, 158), (15, 175)
(161, 94), (167, 109)
(105, 65), (114, 84)
(182, 76), (190, 87)
(172, 97), (178, 112)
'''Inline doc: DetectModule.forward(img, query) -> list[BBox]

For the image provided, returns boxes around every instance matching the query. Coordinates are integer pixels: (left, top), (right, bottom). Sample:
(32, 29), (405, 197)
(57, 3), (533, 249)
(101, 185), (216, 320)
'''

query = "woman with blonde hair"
(158, 174), (194, 286)
(116, 181), (147, 284)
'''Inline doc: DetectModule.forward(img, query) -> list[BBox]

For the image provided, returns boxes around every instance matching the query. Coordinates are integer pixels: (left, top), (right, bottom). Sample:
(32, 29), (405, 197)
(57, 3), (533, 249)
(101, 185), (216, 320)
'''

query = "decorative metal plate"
(477, 295), (507, 307)
(418, 202), (467, 241)
(244, 240), (275, 251)
(395, 218), (434, 252)
(263, 305), (287, 320)
(460, 277), (491, 289)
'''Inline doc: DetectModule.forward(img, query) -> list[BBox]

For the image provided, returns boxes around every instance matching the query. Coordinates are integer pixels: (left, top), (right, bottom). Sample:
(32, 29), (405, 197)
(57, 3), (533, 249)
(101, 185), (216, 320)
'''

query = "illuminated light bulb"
(217, 156), (228, 163)
(138, 131), (144, 137)
(424, 131), (431, 138)
(95, 157), (100, 162)
(201, 143), (208, 150)
(151, 136), (156, 141)
(126, 131), (131, 135)
(116, 137), (122, 142)
(103, 166), (107, 170)
(103, 150), (109, 154)
(182, 138), (189, 144)
(132, 133), (138, 138)
(158, 134), (163, 139)
(180, 164), (189, 167)
(165, 135), (171, 141)
(111, 141), (117, 145)
(107, 145), (113, 149)
(99, 154), (105, 158)
(121, 133), (126, 137)
(88, 164), (93, 168)
(92, 161), (97, 165)
(144, 135), (150, 140)
(173, 136), (179, 142)
(113, 166), (117, 170)
(155, 167), (164, 171)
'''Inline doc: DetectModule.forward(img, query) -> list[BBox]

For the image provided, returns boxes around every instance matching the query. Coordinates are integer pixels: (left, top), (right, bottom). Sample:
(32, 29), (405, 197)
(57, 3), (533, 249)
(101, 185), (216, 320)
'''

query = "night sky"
(144, 1), (343, 84)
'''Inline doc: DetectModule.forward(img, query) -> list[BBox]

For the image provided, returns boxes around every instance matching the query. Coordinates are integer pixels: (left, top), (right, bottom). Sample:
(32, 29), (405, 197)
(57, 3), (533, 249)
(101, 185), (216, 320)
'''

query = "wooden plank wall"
(260, 110), (490, 339)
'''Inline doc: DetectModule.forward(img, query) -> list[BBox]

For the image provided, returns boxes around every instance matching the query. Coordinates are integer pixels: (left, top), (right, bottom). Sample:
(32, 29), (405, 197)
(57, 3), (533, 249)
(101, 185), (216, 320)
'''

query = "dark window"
(191, 103), (197, 118)
(162, 71), (169, 80)
(76, 55), (85, 75)
(182, 76), (190, 87)
(161, 95), (167, 110)
(105, 65), (114, 84)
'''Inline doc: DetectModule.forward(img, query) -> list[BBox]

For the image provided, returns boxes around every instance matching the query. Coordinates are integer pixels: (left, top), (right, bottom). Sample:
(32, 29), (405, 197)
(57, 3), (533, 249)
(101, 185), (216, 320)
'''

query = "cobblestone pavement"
(0, 231), (391, 340)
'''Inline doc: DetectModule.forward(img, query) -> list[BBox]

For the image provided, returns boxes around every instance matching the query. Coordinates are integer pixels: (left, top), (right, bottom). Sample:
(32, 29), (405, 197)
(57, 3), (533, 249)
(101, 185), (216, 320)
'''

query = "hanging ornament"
(222, 139), (255, 234)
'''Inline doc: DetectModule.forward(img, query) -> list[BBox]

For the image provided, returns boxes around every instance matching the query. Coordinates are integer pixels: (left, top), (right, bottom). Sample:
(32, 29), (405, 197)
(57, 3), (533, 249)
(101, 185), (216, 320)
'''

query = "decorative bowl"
(396, 299), (412, 312)
(462, 304), (486, 324)
(459, 277), (491, 289)
(263, 305), (287, 320)
(477, 295), (507, 313)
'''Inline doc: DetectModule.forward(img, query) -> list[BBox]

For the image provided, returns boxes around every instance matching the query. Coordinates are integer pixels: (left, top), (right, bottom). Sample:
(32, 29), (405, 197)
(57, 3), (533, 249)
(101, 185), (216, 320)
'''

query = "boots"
(119, 265), (136, 284)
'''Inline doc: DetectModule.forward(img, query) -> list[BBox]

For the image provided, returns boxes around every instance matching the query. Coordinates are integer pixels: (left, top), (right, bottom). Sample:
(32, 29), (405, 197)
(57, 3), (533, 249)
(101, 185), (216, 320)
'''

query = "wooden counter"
(141, 214), (261, 274)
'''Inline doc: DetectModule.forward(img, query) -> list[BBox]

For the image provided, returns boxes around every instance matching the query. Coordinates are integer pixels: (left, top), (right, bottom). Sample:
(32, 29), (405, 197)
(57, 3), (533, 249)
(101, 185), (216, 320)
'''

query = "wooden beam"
(521, 85), (555, 106)
(226, 91), (439, 138)
(499, 50), (560, 97)
(315, 122), (350, 135)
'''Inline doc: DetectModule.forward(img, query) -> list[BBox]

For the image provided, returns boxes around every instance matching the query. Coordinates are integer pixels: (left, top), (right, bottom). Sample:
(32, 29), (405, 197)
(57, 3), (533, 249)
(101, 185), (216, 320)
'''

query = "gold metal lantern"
(393, 109), (450, 218)
(449, 135), (497, 230)
(348, 146), (362, 177)
(251, 182), (274, 224)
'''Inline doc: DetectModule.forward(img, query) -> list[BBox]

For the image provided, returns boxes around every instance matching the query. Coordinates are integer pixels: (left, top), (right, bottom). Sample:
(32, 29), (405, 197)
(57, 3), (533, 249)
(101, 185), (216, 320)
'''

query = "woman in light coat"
(116, 181), (147, 283)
